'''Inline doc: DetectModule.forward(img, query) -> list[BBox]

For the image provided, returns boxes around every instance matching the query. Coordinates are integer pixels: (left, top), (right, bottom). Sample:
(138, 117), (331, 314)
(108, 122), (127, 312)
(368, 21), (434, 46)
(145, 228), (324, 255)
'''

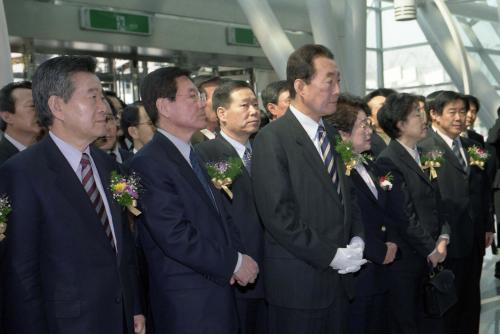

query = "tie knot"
(80, 153), (90, 168)
(453, 138), (460, 147)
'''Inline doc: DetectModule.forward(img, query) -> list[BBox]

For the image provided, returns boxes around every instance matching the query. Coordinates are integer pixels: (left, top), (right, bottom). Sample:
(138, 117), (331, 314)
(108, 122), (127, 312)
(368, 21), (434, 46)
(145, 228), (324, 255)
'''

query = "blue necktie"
(317, 125), (342, 202)
(242, 147), (252, 174)
(189, 148), (217, 208)
(452, 138), (468, 172)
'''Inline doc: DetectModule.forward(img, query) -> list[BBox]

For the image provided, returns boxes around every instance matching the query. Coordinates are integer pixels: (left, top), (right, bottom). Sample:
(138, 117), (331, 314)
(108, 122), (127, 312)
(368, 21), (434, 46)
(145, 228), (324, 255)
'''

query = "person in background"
(120, 102), (156, 154)
(0, 81), (40, 166)
(462, 94), (485, 147)
(191, 75), (225, 144)
(261, 80), (290, 121)
(94, 97), (133, 164)
(364, 88), (397, 157)
(376, 92), (449, 334)
(325, 93), (398, 334)
(196, 80), (267, 334)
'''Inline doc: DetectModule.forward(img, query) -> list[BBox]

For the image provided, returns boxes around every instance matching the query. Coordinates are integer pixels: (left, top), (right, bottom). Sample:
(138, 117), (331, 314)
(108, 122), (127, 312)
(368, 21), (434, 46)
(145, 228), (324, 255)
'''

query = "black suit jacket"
(0, 136), (19, 166)
(0, 135), (141, 334)
(196, 135), (265, 299)
(251, 109), (364, 309)
(350, 160), (396, 297)
(376, 140), (449, 259)
(129, 132), (241, 334)
(419, 131), (494, 258)
(369, 132), (387, 158)
(466, 129), (485, 147)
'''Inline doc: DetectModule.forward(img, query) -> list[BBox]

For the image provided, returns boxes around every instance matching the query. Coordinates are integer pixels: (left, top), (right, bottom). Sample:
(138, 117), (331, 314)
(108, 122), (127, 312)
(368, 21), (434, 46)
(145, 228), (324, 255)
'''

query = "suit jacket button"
(381, 226), (386, 232)
(115, 296), (122, 304)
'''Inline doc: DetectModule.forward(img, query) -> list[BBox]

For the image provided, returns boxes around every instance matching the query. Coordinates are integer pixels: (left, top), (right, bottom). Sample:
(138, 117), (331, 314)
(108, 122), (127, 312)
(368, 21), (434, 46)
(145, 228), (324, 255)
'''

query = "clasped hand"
(331, 241), (367, 274)
(231, 254), (259, 286)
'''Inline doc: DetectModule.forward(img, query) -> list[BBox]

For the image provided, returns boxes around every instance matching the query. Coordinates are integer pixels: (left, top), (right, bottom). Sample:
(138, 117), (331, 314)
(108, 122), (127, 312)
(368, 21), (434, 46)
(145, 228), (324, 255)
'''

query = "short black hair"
(286, 44), (334, 99)
(193, 75), (223, 91)
(0, 81), (32, 131)
(120, 102), (143, 142)
(464, 94), (480, 112)
(261, 80), (289, 114)
(364, 88), (397, 102)
(325, 93), (369, 133)
(140, 67), (191, 125)
(212, 80), (254, 112)
(431, 91), (468, 116)
(105, 91), (127, 110)
(377, 93), (419, 139)
(32, 55), (97, 128)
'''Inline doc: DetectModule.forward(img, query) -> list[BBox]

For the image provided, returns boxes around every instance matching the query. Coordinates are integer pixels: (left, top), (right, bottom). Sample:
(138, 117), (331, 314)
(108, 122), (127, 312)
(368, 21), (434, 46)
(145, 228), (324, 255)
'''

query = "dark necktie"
(452, 138), (467, 172)
(242, 147), (252, 174)
(189, 148), (217, 208)
(80, 153), (116, 252)
(317, 125), (342, 202)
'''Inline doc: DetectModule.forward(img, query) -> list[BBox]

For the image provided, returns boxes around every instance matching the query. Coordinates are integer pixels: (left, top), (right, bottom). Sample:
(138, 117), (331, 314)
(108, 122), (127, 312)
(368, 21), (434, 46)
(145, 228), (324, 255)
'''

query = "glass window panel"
(366, 50), (378, 90)
(367, 9), (377, 48)
(383, 45), (451, 89)
(469, 52), (498, 85)
(471, 21), (500, 50)
(455, 19), (474, 48)
(381, 9), (426, 48)
(398, 84), (457, 96)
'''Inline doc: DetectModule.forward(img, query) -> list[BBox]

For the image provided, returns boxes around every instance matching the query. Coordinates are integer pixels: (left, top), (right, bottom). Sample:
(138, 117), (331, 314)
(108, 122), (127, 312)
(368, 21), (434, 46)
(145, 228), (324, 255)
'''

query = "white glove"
(331, 247), (366, 271)
(348, 236), (365, 251)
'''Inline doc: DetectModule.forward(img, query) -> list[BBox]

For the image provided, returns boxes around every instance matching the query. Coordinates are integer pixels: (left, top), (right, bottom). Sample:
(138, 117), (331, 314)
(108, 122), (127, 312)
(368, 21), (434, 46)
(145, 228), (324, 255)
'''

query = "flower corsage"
(110, 171), (142, 216)
(0, 195), (12, 241)
(421, 149), (444, 179)
(379, 173), (394, 191)
(206, 157), (243, 199)
(467, 145), (489, 170)
(335, 138), (365, 176)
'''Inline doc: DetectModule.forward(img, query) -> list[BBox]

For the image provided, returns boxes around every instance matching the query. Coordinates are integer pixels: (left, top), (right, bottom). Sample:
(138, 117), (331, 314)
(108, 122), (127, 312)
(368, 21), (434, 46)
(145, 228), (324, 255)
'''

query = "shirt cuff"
(438, 234), (450, 245)
(234, 252), (242, 273)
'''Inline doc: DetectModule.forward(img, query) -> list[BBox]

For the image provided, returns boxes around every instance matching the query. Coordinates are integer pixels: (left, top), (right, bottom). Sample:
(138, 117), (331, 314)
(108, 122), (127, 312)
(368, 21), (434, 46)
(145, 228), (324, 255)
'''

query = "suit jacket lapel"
(92, 147), (124, 263)
(429, 130), (466, 175)
(284, 112), (342, 205)
(43, 137), (117, 255)
(391, 140), (432, 186)
(156, 133), (220, 217)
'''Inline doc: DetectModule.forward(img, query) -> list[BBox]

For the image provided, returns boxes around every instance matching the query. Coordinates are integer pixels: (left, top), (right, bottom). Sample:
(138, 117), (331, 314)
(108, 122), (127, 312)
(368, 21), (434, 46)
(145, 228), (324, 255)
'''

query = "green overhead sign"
(80, 8), (151, 35)
(226, 27), (259, 47)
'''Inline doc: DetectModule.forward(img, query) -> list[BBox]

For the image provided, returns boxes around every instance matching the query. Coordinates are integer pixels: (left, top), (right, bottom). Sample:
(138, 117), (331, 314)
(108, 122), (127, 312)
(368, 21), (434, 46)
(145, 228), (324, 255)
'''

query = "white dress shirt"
(4, 133), (27, 152)
(289, 105), (325, 158)
(220, 130), (251, 160)
(432, 126), (467, 166)
(49, 131), (118, 250)
(355, 162), (378, 199)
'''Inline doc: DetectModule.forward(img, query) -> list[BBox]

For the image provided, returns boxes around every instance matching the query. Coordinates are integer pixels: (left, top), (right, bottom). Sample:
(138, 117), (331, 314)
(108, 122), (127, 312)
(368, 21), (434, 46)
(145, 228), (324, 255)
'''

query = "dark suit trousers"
(387, 253), (430, 334)
(443, 241), (482, 334)
(236, 298), (268, 334)
(268, 292), (347, 334)
(348, 292), (388, 334)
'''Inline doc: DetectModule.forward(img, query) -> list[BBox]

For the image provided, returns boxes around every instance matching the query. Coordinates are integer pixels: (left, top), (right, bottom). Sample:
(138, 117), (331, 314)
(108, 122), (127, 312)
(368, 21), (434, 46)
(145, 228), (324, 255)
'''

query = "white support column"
(344, 0), (366, 95)
(307, 0), (348, 91)
(0, 0), (13, 87)
(417, 0), (498, 126)
(237, 0), (294, 80)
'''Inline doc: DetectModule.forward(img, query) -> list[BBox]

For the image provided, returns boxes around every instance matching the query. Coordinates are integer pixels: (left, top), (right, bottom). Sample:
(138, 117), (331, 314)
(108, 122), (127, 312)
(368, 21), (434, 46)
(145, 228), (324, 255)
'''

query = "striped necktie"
(80, 153), (116, 252)
(317, 125), (342, 201)
(452, 138), (468, 172)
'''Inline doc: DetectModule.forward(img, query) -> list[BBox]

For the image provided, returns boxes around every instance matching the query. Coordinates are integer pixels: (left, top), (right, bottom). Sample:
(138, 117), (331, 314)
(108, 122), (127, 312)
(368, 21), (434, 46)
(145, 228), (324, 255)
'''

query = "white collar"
(289, 104), (325, 142)
(157, 128), (191, 165)
(220, 130), (250, 159)
(49, 131), (91, 174)
(3, 133), (27, 151)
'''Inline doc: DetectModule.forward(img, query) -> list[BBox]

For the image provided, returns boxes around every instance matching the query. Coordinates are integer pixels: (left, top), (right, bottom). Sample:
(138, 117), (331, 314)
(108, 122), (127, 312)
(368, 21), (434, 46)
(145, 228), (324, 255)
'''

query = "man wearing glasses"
(129, 67), (259, 334)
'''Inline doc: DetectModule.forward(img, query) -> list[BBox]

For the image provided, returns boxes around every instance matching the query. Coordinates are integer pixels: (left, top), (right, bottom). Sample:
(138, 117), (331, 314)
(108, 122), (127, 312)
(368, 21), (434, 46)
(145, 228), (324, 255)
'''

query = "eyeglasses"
(359, 119), (373, 130)
(173, 91), (207, 103)
(135, 121), (154, 127)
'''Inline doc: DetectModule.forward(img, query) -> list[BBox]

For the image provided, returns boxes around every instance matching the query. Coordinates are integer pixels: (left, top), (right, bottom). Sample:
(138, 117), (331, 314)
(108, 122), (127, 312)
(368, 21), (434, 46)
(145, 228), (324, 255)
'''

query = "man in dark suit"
(462, 94), (485, 146)
(420, 91), (495, 334)
(251, 44), (366, 334)
(0, 81), (40, 165)
(364, 88), (396, 157)
(191, 76), (224, 145)
(0, 56), (144, 334)
(129, 67), (259, 334)
(196, 80), (266, 334)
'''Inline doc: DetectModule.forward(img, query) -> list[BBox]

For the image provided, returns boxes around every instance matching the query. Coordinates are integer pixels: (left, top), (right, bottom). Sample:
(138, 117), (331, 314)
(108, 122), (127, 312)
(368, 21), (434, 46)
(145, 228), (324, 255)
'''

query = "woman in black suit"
(326, 94), (398, 334)
(376, 93), (450, 334)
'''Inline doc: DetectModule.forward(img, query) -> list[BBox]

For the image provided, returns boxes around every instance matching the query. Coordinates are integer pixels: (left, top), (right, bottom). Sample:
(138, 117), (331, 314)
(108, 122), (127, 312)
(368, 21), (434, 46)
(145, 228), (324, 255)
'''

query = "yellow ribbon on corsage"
(127, 199), (142, 216)
(422, 161), (441, 179)
(0, 223), (6, 241)
(469, 159), (485, 170)
(344, 160), (358, 176)
(211, 178), (233, 199)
